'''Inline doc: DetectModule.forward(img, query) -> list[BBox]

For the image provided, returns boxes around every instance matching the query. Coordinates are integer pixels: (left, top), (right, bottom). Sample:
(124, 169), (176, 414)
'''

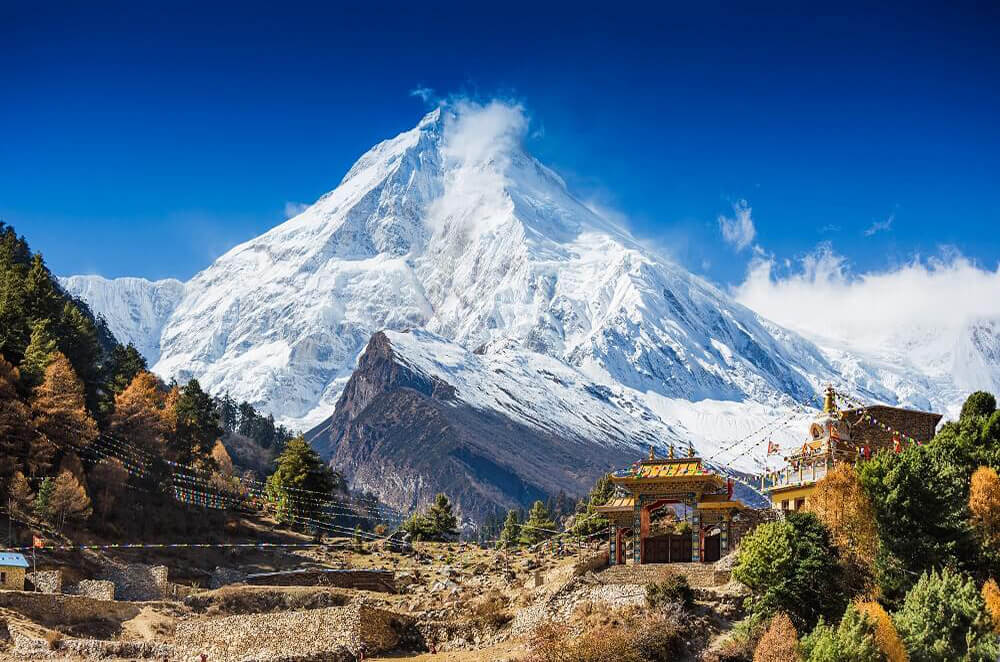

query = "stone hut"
(0, 553), (29, 591)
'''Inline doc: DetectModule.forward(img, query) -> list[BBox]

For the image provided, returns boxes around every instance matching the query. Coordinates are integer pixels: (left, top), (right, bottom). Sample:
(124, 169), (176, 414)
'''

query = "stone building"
(0, 553), (28, 590)
(763, 387), (942, 511)
(596, 448), (751, 566)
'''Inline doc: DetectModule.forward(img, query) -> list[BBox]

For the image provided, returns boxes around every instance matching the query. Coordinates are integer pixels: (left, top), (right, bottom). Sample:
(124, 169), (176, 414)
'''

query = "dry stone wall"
(25, 570), (62, 594)
(98, 562), (169, 601)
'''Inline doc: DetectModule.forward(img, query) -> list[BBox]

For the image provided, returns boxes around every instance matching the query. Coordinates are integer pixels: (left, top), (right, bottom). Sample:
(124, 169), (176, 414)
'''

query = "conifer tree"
(497, 510), (520, 549)
(34, 477), (54, 520)
(23, 254), (62, 323)
(48, 470), (92, 530)
(0, 356), (33, 482)
(30, 352), (98, 474)
(573, 473), (614, 537)
(110, 371), (168, 454)
(520, 500), (557, 546)
(427, 493), (458, 538)
(172, 379), (222, 464)
(106, 343), (147, 394)
(265, 437), (339, 522)
(19, 319), (58, 390)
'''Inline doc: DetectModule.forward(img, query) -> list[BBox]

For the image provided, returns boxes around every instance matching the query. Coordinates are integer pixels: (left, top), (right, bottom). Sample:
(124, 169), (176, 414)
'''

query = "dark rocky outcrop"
(306, 332), (634, 522)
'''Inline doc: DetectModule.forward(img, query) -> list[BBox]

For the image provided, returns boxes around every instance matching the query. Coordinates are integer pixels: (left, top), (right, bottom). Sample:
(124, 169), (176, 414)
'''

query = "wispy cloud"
(864, 212), (894, 237)
(819, 224), (841, 234)
(718, 199), (756, 252)
(410, 86), (436, 104)
(284, 201), (309, 219)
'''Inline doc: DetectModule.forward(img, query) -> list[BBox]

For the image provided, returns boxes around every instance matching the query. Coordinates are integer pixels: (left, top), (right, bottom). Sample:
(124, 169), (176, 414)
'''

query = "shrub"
(708, 613), (769, 662)
(526, 607), (693, 662)
(469, 589), (512, 629)
(855, 601), (908, 662)
(753, 612), (801, 662)
(645, 573), (694, 609)
(733, 511), (845, 629)
(45, 630), (62, 650)
(893, 567), (998, 661)
(800, 604), (882, 662)
(961, 391), (996, 421)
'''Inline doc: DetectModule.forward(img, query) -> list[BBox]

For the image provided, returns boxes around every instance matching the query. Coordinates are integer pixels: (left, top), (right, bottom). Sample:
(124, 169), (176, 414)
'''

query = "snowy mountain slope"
(59, 275), (185, 364)
(64, 103), (998, 464)
(131, 105), (842, 431)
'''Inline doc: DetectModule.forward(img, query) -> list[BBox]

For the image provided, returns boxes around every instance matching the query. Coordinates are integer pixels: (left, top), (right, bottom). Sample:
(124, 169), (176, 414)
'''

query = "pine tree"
(48, 470), (92, 530)
(106, 343), (147, 394)
(30, 352), (98, 474)
(34, 477), (54, 520)
(520, 500), (557, 546)
(19, 319), (58, 391)
(172, 379), (222, 464)
(0, 356), (33, 482)
(54, 300), (102, 410)
(427, 493), (458, 538)
(23, 254), (62, 324)
(265, 437), (339, 522)
(497, 510), (521, 549)
(573, 473), (615, 537)
(109, 371), (168, 454)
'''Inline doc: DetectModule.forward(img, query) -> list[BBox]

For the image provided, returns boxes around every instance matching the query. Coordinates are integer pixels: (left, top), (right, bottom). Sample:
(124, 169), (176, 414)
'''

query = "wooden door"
(703, 534), (721, 562)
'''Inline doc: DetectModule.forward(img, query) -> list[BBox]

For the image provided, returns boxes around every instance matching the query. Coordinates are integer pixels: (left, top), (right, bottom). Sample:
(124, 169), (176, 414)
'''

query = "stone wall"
(25, 570), (62, 594)
(98, 562), (169, 601)
(245, 568), (396, 593)
(0, 591), (141, 626)
(67, 580), (116, 601)
(843, 405), (941, 450)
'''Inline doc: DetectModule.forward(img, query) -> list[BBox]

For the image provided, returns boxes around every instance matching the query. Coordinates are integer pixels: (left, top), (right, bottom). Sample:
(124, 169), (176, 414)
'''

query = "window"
(795, 498), (806, 511)
(0, 571), (6, 584)
(781, 500), (789, 510)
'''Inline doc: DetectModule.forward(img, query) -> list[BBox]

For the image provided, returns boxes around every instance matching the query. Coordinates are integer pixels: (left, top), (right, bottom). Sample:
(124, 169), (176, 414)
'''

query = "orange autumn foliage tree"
(983, 579), (1000, 634)
(753, 612), (802, 662)
(969, 466), (1000, 546)
(806, 462), (879, 589)
(30, 352), (97, 474)
(109, 371), (168, 454)
(0, 356), (33, 482)
(855, 601), (908, 662)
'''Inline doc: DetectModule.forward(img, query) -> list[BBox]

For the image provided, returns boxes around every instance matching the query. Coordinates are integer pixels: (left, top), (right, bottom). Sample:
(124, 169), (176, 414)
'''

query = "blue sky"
(2, 2), (998, 290)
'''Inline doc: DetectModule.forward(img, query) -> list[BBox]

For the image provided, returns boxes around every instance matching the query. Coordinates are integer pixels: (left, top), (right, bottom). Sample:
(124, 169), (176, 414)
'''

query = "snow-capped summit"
(65, 102), (995, 450)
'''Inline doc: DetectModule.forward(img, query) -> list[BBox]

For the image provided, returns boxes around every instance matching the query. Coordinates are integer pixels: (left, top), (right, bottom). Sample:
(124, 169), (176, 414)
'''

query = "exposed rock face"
(308, 331), (642, 521)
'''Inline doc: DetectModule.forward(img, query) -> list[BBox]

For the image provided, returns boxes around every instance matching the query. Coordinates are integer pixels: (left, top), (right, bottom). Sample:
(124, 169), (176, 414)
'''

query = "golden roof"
(614, 459), (710, 480)
(594, 496), (635, 512)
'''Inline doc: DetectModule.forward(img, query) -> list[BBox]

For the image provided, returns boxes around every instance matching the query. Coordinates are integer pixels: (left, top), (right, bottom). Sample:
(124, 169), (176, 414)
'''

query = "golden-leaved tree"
(970, 466), (1000, 546)
(753, 612), (802, 662)
(30, 352), (98, 475)
(854, 601), (908, 662)
(48, 470), (92, 530)
(109, 371), (168, 454)
(806, 462), (879, 592)
(0, 356), (33, 482)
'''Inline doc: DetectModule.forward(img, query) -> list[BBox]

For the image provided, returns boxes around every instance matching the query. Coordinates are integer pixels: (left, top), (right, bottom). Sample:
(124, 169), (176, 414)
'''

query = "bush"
(733, 512), (845, 629)
(753, 612), (801, 662)
(469, 589), (512, 630)
(893, 567), (998, 661)
(707, 613), (768, 662)
(961, 391), (996, 421)
(800, 604), (881, 662)
(645, 573), (694, 609)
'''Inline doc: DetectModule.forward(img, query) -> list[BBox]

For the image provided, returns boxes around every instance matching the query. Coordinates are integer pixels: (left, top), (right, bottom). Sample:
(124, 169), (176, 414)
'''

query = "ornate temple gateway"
(596, 448), (751, 566)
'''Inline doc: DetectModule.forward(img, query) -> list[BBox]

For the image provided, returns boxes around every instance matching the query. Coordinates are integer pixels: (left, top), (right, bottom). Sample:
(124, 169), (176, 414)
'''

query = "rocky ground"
(0, 540), (747, 661)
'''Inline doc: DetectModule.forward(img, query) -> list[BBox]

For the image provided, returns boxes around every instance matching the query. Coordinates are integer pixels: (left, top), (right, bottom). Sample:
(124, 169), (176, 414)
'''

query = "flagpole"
(32, 545), (36, 592)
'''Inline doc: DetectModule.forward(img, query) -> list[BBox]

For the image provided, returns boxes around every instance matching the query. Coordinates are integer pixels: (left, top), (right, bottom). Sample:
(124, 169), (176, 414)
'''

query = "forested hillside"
(0, 222), (371, 544)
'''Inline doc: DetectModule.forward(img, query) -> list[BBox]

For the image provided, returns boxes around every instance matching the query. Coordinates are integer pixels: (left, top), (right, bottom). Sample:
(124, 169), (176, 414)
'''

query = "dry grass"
(468, 589), (512, 630)
(45, 630), (63, 650)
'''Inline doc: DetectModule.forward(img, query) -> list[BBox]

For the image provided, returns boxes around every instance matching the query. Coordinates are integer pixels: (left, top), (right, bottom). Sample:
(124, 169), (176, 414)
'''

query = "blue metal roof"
(0, 553), (29, 568)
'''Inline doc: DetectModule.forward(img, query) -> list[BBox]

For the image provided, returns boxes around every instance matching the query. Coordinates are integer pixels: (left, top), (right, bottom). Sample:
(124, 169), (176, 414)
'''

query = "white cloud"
(284, 201), (309, 219)
(864, 212), (894, 237)
(733, 243), (1000, 351)
(440, 98), (528, 166)
(718, 199), (756, 251)
(410, 86), (436, 103)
